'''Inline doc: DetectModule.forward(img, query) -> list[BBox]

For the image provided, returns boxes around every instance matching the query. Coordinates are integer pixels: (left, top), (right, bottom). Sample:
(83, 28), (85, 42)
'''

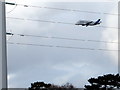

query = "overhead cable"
(5, 2), (119, 16)
(6, 17), (119, 30)
(7, 42), (118, 51)
(7, 33), (118, 44)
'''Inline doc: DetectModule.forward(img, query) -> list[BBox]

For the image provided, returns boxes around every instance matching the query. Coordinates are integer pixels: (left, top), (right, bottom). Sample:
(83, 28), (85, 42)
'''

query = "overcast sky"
(5, 0), (118, 88)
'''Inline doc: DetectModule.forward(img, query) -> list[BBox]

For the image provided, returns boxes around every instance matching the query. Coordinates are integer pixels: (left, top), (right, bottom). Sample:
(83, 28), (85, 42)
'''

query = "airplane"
(75, 19), (101, 27)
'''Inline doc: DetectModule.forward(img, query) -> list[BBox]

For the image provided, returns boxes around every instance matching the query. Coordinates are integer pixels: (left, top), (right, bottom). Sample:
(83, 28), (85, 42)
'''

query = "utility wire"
(7, 4), (17, 14)
(7, 42), (118, 51)
(6, 0), (17, 14)
(6, 17), (74, 25)
(5, 2), (119, 16)
(6, 17), (119, 30)
(7, 33), (118, 44)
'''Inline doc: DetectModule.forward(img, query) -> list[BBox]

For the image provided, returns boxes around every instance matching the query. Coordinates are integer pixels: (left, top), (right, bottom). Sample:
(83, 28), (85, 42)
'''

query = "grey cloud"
(6, 1), (118, 88)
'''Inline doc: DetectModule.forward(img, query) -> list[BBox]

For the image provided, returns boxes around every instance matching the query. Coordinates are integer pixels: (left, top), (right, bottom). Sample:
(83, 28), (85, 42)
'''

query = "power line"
(7, 33), (118, 44)
(5, 2), (119, 16)
(6, 0), (17, 14)
(6, 17), (74, 25)
(7, 5), (17, 14)
(7, 42), (118, 51)
(6, 17), (118, 29)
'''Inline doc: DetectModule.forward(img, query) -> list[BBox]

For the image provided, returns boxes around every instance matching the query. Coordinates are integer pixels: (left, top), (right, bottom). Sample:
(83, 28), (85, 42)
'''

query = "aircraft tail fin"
(94, 19), (101, 25)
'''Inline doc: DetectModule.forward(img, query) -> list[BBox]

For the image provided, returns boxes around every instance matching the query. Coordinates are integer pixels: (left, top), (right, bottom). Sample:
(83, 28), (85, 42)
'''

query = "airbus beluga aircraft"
(75, 19), (101, 27)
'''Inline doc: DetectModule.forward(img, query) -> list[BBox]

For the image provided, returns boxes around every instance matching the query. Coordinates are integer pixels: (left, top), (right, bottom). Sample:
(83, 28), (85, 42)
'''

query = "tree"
(29, 81), (51, 89)
(61, 83), (75, 89)
(28, 81), (77, 90)
(85, 73), (120, 90)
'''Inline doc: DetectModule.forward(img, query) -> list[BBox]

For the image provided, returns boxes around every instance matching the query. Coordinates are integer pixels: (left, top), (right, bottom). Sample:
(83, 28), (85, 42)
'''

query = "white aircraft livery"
(75, 19), (101, 27)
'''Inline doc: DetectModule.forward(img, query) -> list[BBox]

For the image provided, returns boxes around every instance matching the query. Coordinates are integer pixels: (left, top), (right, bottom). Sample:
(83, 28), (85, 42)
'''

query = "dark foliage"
(28, 82), (77, 90)
(85, 73), (120, 90)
